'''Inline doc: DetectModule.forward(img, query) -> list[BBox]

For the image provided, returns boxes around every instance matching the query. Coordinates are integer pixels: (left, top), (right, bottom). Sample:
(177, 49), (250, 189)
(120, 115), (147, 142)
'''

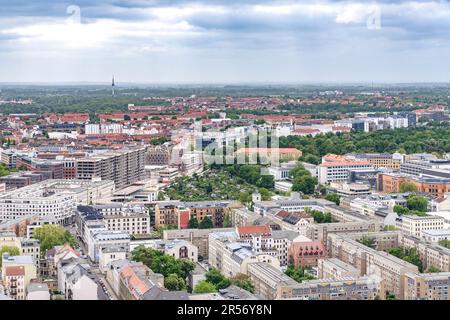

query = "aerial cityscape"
(1, 0), (450, 307)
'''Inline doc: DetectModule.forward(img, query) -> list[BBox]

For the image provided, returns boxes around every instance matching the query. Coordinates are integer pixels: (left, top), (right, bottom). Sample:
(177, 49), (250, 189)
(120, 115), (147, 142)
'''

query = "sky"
(1, 0), (450, 84)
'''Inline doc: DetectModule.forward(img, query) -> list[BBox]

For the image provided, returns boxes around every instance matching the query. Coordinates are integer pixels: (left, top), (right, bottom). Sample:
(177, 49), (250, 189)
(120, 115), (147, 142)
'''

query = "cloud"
(1, 0), (450, 82)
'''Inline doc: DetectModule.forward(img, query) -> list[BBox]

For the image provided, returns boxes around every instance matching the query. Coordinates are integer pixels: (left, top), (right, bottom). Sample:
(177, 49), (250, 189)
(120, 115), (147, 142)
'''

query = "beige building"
(318, 258), (360, 279)
(163, 227), (235, 260)
(327, 233), (419, 299)
(397, 215), (444, 238)
(404, 272), (450, 300)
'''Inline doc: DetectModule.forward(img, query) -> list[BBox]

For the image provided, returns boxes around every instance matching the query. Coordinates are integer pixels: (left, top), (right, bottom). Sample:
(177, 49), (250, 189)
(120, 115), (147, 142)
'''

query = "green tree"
(406, 195), (428, 212)
(393, 205), (409, 215)
(188, 217), (199, 229)
(230, 274), (255, 293)
(399, 181), (418, 193)
(438, 239), (450, 249)
(164, 273), (187, 291)
(205, 268), (226, 286)
(292, 175), (317, 195)
(0, 246), (20, 267)
(285, 266), (315, 283)
(426, 266), (442, 273)
(358, 236), (376, 249)
(32, 224), (76, 254)
(199, 216), (213, 229)
(223, 213), (232, 228)
(193, 280), (217, 294)
(325, 193), (341, 205)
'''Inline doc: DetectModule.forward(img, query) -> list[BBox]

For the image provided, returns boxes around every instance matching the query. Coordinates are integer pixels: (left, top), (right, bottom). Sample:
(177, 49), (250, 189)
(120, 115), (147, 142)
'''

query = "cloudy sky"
(1, 0), (450, 83)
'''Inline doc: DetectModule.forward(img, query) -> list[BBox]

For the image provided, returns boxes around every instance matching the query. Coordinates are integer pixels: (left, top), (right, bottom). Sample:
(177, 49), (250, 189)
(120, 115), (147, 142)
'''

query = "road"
(65, 224), (118, 300)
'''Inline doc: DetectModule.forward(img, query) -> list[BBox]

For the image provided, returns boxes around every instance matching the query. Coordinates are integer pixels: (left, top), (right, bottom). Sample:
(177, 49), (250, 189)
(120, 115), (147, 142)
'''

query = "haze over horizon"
(1, 0), (450, 84)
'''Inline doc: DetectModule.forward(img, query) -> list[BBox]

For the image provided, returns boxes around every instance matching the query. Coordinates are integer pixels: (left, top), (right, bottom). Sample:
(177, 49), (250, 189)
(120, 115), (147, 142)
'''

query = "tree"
(393, 205), (409, 215)
(406, 195), (428, 212)
(223, 213), (232, 228)
(188, 217), (199, 229)
(426, 266), (442, 273)
(199, 216), (213, 229)
(32, 224), (76, 254)
(386, 292), (396, 300)
(285, 266), (315, 283)
(292, 175), (317, 195)
(0, 246), (20, 267)
(399, 181), (418, 193)
(205, 268), (226, 286)
(359, 236), (376, 249)
(164, 273), (186, 291)
(438, 239), (450, 249)
(193, 280), (217, 294)
(230, 274), (255, 293)
(325, 193), (340, 205)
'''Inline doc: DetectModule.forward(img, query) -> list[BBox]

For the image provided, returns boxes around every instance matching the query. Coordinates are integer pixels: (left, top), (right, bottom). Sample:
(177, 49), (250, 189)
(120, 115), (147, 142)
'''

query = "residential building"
(396, 215), (444, 237)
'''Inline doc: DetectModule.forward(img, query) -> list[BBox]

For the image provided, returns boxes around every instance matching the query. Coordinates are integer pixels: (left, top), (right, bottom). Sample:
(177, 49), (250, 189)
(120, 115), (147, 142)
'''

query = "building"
(350, 153), (403, 171)
(327, 233), (419, 299)
(163, 227), (235, 260)
(146, 145), (171, 166)
(377, 172), (450, 199)
(317, 258), (360, 279)
(153, 239), (198, 262)
(86, 227), (130, 263)
(1, 253), (37, 299)
(155, 201), (236, 229)
(422, 229), (450, 242)
(20, 239), (40, 268)
(278, 276), (382, 300)
(76, 148), (145, 189)
(0, 179), (115, 224)
(58, 257), (99, 300)
(318, 159), (373, 184)
(26, 282), (50, 300)
(235, 148), (302, 161)
(396, 215), (444, 237)
(403, 272), (450, 300)
(288, 241), (327, 268)
(3, 266), (26, 300)
(98, 246), (128, 274)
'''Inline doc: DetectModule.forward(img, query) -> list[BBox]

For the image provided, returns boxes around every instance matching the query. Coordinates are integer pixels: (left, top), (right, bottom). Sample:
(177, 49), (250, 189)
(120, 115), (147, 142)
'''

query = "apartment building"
(288, 241), (327, 268)
(155, 201), (236, 229)
(20, 239), (40, 268)
(86, 227), (131, 263)
(305, 220), (384, 243)
(1, 254), (37, 296)
(318, 258), (360, 279)
(0, 179), (115, 224)
(278, 276), (382, 300)
(377, 172), (450, 199)
(208, 231), (280, 278)
(76, 148), (145, 189)
(318, 158), (373, 184)
(247, 262), (298, 300)
(235, 148), (302, 161)
(152, 239), (198, 262)
(400, 234), (450, 272)
(350, 153), (403, 170)
(404, 272), (450, 300)
(396, 215), (444, 237)
(2, 266), (26, 300)
(163, 227), (235, 259)
(146, 145), (171, 166)
(327, 233), (419, 299)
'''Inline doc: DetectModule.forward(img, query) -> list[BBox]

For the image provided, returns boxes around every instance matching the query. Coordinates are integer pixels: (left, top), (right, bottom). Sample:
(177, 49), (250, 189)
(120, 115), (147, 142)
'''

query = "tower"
(112, 75), (115, 96)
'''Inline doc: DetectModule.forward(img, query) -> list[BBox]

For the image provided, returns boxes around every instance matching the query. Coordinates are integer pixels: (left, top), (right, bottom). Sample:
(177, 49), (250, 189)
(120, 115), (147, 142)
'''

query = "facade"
(0, 179), (115, 224)
(327, 233), (419, 299)
(58, 258), (99, 300)
(76, 148), (145, 189)
(86, 227), (131, 263)
(155, 201), (236, 229)
(99, 246), (128, 274)
(403, 272), (450, 300)
(1, 254), (37, 297)
(318, 160), (373, 184)
(288, 241), (327, 268)
(235, 148), (302, 161)
(396, 215), (444, 237)
(3, 266), (26, 300)
(317, 258), (360, 279)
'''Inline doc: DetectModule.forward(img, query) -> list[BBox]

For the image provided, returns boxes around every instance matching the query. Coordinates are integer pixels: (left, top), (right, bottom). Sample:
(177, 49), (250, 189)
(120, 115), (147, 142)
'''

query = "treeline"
(280, 123), (450, 164)
(279, 103), (422, 114)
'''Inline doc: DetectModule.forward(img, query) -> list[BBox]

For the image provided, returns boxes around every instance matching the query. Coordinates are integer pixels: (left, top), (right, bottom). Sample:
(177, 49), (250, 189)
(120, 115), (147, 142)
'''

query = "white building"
(422, 229), (450, 242)
(26, 283), (50, 300)
(397, 215), (445, 238)
(58, 258), (99, 300)
(98, 246), (128, 274)
(86, 228), (131, 263)
(318, 160), (373, 184)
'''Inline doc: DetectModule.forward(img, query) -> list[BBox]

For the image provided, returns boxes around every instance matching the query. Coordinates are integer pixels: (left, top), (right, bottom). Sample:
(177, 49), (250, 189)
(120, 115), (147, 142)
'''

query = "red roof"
(237, 225), (271, 236)
(5, 266), (25, 277)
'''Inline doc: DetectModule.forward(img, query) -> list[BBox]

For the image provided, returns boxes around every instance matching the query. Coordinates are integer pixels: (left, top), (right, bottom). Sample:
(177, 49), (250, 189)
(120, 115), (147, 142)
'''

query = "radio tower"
(112, 75), (115, 96)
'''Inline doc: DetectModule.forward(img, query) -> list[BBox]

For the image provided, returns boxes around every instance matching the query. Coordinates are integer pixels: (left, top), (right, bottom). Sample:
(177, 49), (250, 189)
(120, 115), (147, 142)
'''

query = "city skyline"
(2, 0), (450, 83)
